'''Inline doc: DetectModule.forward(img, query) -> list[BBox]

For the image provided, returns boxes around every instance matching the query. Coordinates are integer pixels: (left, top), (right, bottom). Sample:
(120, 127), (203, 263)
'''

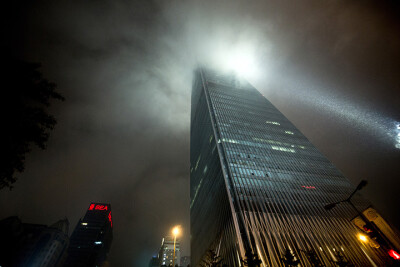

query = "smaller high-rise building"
(149, 256), (159, 267)
(64, 203), (113, 267)
(0, 216), (69, 267)
(158, 236), (180, 266)
(180, 256), (190, 267)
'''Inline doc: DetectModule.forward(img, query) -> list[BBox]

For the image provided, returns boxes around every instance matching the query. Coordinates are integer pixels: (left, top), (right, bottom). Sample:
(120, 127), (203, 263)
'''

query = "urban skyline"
(1, 0), (399, 265)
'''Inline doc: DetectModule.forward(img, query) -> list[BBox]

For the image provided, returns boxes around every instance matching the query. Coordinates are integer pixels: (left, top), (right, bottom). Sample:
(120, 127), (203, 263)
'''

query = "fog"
(1, 0), (399, 265)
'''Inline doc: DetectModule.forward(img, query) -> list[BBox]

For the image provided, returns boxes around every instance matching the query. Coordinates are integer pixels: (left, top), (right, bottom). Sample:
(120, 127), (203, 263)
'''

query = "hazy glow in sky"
(207, 41), (263, 81)
(307, 91), (397, 149)
(264, 72), (400, 150)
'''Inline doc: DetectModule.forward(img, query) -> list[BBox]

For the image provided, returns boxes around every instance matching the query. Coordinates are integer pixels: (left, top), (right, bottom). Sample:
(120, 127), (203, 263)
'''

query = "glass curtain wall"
(190, 67), (388, 266)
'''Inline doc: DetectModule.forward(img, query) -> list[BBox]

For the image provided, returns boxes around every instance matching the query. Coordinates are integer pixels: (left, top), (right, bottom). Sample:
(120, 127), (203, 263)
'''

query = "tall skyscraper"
(190, 68), (400, 266)
(64, 203), (113, 267)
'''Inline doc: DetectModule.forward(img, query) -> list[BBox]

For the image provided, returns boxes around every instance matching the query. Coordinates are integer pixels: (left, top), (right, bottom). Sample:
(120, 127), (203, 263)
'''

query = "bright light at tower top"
(225, 50), (258, 79)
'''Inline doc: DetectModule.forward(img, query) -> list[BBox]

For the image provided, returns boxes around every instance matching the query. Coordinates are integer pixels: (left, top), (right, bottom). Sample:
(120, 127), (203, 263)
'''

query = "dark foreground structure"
(190, 68), (400, 266)
(64, 203), (113, 267)
(0, 216), (69, 267)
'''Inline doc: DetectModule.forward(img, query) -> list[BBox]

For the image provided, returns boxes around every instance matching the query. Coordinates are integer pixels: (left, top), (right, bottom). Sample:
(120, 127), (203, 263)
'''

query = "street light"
(358, 234), (368, 243)
(324, 180), (377, 233)
(172, 226), (181, 267)
(324, 180), (368, 212)
(324, 180), (393, 250)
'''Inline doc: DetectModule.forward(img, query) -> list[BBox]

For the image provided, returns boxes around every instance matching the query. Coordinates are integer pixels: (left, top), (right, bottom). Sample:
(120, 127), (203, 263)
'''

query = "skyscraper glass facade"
(190, 68), (392, 266)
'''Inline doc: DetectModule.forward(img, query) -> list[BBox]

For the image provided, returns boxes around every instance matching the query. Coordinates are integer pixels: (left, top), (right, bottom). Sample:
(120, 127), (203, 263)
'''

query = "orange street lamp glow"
(172, 226), (180, 237)
(358, 234), (368, 242)
(171, 225), (181, 267)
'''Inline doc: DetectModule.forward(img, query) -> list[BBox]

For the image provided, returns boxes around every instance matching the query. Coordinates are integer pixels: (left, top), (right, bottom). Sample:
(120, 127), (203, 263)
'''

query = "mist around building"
(1, 67), (400, 267)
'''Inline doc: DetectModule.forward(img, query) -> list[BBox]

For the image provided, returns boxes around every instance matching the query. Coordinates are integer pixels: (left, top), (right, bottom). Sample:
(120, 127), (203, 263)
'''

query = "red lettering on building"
(95, 205), (108, 211)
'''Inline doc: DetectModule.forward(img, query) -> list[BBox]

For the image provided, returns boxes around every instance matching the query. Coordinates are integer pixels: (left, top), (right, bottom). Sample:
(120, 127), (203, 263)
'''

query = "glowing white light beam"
(261, 71), (400, 150)
(206, 41), (265, 81)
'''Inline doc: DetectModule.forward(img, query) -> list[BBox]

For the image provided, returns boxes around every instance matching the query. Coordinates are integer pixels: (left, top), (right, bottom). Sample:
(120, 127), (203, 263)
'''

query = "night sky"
(1, 1), (400, 266)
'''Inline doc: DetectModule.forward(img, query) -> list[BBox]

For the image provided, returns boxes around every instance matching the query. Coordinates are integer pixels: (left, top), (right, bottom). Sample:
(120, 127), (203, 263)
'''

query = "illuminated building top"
(64, 203), (113, 267)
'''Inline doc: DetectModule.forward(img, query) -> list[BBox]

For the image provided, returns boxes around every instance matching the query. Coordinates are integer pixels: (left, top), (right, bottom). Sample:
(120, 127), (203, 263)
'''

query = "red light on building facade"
(95, 205), (108, 211)
(301, 186), (316, 189)
(388, 250), (400, 260)
(108, 212), (112, 227)
(88, 203), (109, 211)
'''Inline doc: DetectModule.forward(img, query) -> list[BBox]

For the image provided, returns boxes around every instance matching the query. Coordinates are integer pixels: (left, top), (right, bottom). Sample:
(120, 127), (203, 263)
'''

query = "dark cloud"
(1, 0), (399, 266)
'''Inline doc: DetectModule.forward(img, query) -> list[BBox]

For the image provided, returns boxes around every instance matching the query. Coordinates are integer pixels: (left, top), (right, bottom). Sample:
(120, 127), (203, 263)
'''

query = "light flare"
(208, 42), (264, 81)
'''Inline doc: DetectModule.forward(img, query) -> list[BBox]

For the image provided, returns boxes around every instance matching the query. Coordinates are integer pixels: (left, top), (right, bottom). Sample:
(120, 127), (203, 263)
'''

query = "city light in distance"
(172, 225), (181, 237)
(389, 250), (400, 260)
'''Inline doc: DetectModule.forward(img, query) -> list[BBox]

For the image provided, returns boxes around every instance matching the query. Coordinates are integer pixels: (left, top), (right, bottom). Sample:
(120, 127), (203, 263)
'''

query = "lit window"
(222, 138), (238, 144)
(285, 130), (294, 135)
(81, 223), (87, 226)
(266, 121), (280, 125)
(195, 155), (201, 171)
(271, 146), (295, 153)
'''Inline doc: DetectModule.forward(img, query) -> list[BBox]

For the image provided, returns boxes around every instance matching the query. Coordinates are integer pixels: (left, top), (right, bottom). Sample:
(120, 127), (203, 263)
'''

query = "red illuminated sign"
(301, 186), (316, 189)
(88, 203), (109, 211)
(108, 212), (113, 227)
(389, 250), (400, 260)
